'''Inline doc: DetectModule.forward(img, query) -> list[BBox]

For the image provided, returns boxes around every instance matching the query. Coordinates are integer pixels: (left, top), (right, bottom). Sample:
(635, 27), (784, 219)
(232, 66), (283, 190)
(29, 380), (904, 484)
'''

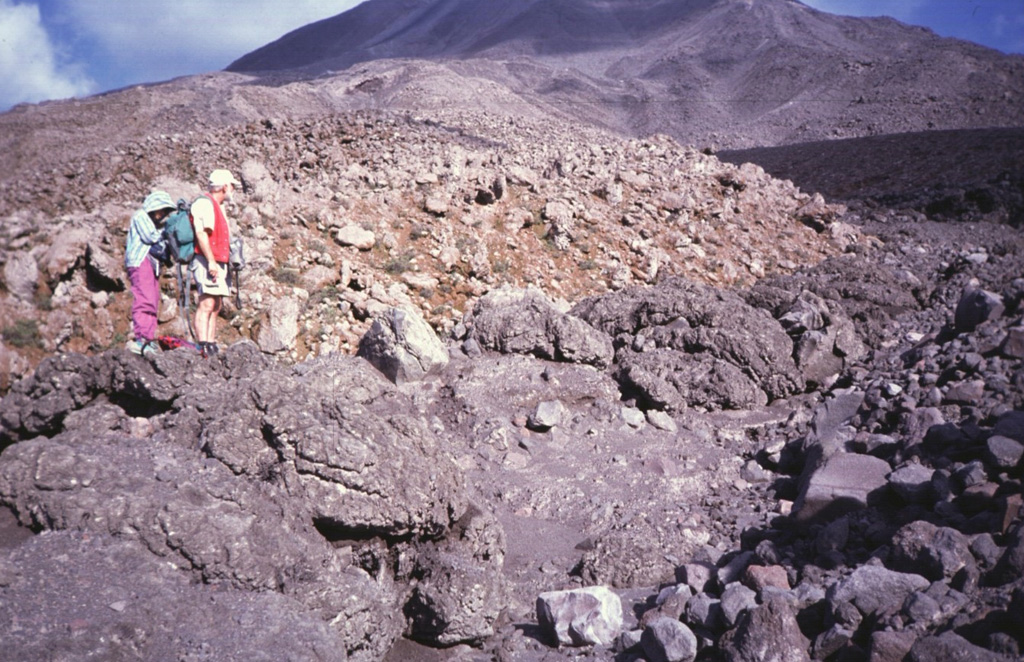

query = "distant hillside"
(228, 0), (1024, 148)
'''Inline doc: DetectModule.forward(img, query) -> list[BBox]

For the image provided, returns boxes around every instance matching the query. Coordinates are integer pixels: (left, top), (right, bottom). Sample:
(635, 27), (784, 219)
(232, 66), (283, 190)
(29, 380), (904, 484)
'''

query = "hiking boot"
(199, 342), (219, 358)
(127, 339), (145, 355)
(141, 340), (161, 358)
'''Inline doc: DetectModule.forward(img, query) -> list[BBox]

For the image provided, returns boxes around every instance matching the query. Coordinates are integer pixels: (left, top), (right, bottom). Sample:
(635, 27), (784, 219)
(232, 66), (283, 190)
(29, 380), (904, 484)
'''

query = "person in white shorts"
(190, 169), (240, 356)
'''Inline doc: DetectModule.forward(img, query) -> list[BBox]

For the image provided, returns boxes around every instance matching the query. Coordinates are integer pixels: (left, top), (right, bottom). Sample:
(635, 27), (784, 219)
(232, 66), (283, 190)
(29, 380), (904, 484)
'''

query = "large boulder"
(720, 597), (811, 662)
(466, 287), (614, 368)
(793, 452), (891, 522)
(0, 430), (403, 661)
(641, 617), (698, 662)
(404, 506), (509, 646)
(257, 296), (300, 353)
(908, 632), (1009, 661)
(537, 586), (623, 647)
(614, 348), (767, 412)
(888, 521), (975, 582)
(776, 290), (865, 387)
(826, 565), (930, 618)
(574, 277), (803, 409)
(41, 227), (89, 282)
(954, 287), (1004, 333)
(357, 307), (449, 384)
(0, 531), (350, 662)
(0, 347), (482, 661)
(246, 354), (466, 539)
(3, 252), (39, 302)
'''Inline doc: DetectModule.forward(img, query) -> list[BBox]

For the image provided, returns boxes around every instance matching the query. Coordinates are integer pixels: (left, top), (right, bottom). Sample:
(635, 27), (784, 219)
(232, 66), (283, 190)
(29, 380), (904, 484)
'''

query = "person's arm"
(195, 228), (220, 281)
(131, 211), (161, 245)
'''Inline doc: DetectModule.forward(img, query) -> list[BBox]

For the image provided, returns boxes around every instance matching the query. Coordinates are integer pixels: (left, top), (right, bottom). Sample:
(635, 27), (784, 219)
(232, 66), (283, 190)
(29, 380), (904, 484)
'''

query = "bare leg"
(194, 294), (221, 343)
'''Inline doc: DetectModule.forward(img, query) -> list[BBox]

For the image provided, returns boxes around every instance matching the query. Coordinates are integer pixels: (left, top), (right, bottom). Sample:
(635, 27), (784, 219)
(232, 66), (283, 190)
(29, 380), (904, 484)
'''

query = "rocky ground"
(0, 109), (851, 391)
(1, 103), (1024, 661)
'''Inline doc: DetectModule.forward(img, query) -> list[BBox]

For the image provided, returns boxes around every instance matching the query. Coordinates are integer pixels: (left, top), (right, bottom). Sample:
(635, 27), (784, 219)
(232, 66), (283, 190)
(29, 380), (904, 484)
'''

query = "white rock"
(537, 586), (623, 647)
(335, 225), (376, 250)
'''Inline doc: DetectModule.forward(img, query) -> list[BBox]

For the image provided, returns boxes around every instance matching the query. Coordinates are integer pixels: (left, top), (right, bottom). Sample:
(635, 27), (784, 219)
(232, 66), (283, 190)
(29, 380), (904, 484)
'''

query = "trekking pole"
(229, 237), (245, 311)
(178, 261), (197, 342)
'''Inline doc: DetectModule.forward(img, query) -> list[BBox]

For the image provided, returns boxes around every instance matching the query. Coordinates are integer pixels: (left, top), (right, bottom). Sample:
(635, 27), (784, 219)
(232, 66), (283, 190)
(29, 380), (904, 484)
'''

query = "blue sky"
(1, 0), (1022, 111)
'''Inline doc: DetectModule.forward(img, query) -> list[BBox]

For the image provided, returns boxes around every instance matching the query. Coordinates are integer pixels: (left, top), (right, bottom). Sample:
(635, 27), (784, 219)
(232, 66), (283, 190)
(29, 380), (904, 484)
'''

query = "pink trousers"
(127, 262), (159, 341)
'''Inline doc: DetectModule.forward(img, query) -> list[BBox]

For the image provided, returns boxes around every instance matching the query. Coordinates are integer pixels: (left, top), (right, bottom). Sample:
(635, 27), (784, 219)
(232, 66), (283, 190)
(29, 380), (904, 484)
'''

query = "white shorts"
(191, 255), (230, 297)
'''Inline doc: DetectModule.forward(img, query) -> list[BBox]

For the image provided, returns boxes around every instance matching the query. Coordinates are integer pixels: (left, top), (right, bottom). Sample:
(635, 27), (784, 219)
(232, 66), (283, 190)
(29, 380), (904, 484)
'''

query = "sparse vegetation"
(2, 319), (42, 349)
(273, 267), (302, 285)
(384, 253), (414, 275)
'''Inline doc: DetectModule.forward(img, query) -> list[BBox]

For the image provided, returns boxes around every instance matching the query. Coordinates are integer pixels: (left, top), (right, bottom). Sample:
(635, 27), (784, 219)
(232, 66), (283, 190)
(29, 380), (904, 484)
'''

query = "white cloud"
(0, 0), (94, 108)
(56, 0), (362, 81)
(992, 9), (1024, 53)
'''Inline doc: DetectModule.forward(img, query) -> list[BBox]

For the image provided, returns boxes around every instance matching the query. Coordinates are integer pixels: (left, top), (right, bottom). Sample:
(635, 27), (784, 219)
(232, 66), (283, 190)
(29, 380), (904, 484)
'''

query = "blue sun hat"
(143, 190), (176, 214)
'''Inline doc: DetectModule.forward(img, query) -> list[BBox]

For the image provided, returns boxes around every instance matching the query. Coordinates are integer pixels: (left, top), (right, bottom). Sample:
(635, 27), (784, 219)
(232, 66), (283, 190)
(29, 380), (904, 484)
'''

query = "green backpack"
(163, 199), (194, 263)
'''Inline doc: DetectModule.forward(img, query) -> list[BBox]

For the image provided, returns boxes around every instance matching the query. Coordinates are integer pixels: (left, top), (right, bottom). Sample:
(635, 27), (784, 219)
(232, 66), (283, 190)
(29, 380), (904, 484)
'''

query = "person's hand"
(209, 263), (219, 281)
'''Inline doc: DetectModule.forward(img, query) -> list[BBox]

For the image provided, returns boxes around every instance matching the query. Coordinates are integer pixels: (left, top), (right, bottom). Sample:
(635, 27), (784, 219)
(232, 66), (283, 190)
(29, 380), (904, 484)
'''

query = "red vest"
(196, 194), (230, 263)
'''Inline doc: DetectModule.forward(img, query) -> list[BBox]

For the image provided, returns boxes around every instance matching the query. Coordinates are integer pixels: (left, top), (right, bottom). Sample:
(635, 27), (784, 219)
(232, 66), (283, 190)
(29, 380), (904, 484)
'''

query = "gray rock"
(993, 410), (1024, 442)
(685, 592), (723, 630)
(257, 296), (300, 353)
(720, 597), (811, 662)
(621, 406), (647, 428)
(813, 625), (854, 660)
(868, 630), (918, 662)
(679, 561), (715, 593)
(992, 523), (1024, 585)
(405, 507), (509, 646)
(618, 629), (644, 652)
(424, 193), (449, 215)
(0, 348), (488, 660)
(537, 586), (623, 647)
(335, 224), (376, 250)
(889, 521), (975, 581)
(616, 348), (767, 412)
(985, 435), (1024, 470)
(0, 531), (350, 662)
(641, 617), (698, 662)
(0, 431), (403, 661)
(248, 355), (466, 538)
(827, 565), (930, 617)
(467, 287), (613, 368)
(888, 462), (935, 503)
(720, 583), (758, 628)
(528, 400), (566, 430)
(357, 307), (449, 384)
(809, 389), (865, 449)
(3, 252), (39, 302)
(903, 592), (941, 624)
(943, 379), (986, 405)
(815, 517), (849, 556)
(1000, 325), (1024, 358)
(647, 409), (678, 432)
(42, 227), (88, 281)
(793, 452), (891, 522)
(302, 264), (341, 290)
(954, 287), (1004, 333)
(574, 277), (804, 406)
(908, 632), (1009, 661)
(780, 291), (866, 387)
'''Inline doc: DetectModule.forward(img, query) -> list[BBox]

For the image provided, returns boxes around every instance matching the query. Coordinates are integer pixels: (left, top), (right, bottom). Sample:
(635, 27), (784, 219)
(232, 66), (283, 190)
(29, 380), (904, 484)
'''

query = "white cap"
(209, 169), (241, 188)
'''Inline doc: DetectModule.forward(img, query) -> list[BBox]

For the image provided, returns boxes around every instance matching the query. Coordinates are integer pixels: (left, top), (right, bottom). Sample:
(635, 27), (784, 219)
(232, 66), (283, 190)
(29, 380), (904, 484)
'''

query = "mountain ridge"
(224, 0), (1024, 148)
